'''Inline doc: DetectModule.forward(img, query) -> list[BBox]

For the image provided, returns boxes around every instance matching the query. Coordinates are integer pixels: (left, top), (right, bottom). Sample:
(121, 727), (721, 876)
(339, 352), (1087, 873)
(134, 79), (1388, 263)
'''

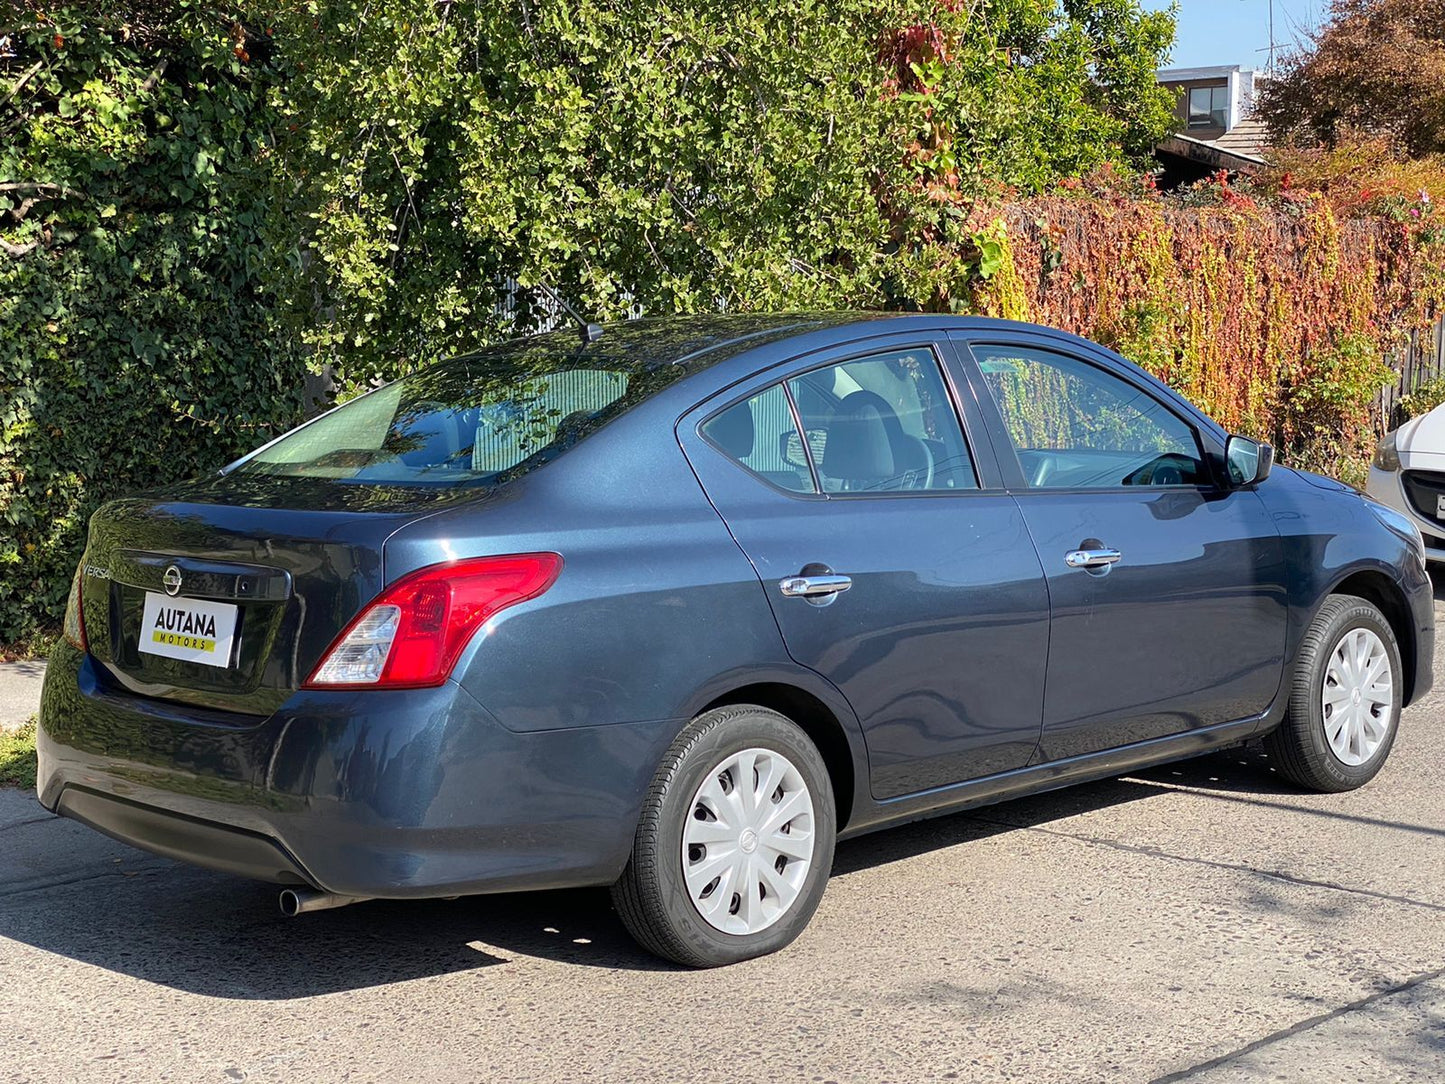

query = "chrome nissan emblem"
(162, 565), (183, 596)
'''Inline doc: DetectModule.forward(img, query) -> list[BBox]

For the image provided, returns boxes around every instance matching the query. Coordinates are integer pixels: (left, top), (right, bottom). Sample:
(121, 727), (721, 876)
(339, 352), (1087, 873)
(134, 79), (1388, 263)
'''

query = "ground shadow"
(10, 728), (1435, 997)
(0, 862), (677, 997)
(831, 772), (1163, 876)
(1130, 741), (1290, 794)
(0, 746), (1288, 998)
(0, 660), (46, 680)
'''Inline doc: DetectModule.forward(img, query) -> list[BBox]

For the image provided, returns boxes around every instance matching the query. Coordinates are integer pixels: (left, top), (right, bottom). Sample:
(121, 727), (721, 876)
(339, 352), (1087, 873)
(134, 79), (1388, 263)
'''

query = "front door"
(955, 332), (1290, 761)
(680, 334), (1050, 800)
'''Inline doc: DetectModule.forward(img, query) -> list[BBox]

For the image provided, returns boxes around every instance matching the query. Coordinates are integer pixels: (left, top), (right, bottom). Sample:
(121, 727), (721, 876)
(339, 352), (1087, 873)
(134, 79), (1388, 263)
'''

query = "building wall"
(1161, 77), (1229, 139)
(1157, 67), (1257, 139)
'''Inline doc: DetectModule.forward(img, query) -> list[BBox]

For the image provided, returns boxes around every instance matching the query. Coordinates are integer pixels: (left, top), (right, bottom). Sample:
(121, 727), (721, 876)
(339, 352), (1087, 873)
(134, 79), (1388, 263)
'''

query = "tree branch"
(0, 237), (39, 258)
(0, 182), (76, 228)
(7, 195), (39, 222)
(138, 58), (168, 94)
(0, 182), (73, 195)
(0, 59), (42, 113)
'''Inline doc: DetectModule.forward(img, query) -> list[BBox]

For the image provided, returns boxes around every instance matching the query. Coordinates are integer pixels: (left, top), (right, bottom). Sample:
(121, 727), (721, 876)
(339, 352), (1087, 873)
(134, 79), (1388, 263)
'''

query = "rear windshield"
(234, 349), (683, 486)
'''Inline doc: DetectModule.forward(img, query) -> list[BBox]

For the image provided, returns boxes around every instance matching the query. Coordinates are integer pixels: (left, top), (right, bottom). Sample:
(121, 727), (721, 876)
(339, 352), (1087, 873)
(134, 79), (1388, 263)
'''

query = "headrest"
(836, 390), (904, 438)
(822, 397), (895, 482)
(709, 400), (755, 459)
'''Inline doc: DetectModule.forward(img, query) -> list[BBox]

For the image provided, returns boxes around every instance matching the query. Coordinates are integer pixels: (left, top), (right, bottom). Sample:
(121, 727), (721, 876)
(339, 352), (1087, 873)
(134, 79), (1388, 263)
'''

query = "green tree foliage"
(266, 0), (1178, 390)
(0, 4), (307, 641)
(1256, 0), (1445, 156)
(0, 0), (1175, 641)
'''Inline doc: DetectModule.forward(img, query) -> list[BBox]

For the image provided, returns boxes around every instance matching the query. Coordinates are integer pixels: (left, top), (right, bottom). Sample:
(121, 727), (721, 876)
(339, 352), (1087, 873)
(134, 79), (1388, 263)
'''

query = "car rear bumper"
(37, 642), (678, 898)
(53, 785), (315, 883)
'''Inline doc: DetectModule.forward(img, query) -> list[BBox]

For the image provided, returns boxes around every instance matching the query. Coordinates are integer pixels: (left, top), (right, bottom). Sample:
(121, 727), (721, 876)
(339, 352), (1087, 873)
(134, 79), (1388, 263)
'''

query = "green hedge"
(0, 6), (306, 641)
(1, 1), (1176, 643)
(263, 0), (1177, 391)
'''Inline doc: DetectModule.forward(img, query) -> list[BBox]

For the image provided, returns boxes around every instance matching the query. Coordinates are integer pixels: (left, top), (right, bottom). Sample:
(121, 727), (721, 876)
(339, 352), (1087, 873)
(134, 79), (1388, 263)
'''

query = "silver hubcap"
(1322, 627), (1393, 766)
(681, 747), (815, 935)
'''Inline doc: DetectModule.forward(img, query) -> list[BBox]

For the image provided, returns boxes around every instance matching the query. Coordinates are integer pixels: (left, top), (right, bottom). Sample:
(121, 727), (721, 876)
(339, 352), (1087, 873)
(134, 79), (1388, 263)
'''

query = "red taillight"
(63, 561), (87, 652)
(303, 553), (562, 690)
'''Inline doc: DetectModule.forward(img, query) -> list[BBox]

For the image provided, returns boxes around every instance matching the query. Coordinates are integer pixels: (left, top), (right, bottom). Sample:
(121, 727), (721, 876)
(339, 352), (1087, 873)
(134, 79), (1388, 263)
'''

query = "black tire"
(611, 705), (837, 967)
(1263, 594), (1403, 792)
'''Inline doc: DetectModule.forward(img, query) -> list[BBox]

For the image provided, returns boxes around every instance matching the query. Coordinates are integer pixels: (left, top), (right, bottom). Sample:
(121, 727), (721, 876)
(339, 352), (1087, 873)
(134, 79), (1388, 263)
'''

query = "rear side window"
(236, 352), (682, 486)
(703, 347), (978, 496)
(703, 385), (816, 493)
(787, 349), (977, 493)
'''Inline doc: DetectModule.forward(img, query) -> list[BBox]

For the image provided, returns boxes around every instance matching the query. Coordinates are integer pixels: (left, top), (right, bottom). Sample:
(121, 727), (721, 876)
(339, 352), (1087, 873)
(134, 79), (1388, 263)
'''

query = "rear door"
(953, 330), (1290, 760)
(679, 333), (1050, 800)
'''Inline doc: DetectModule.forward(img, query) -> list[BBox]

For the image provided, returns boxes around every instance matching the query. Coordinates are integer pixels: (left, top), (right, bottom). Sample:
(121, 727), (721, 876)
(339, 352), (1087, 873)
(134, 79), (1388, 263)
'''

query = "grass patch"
(0, 716), (38, 790)
(0, 628), (58, 663)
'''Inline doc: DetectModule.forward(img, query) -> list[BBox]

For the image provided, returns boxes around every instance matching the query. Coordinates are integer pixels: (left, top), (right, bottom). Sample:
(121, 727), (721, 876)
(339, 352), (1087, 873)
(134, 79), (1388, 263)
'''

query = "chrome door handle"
(1064, 548), (1122, 569)
(779, 574), (853, 598)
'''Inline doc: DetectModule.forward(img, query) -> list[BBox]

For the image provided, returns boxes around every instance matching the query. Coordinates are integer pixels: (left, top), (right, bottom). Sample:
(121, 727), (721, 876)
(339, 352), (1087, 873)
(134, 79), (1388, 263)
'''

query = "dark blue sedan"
(37, 314), (1434, 966)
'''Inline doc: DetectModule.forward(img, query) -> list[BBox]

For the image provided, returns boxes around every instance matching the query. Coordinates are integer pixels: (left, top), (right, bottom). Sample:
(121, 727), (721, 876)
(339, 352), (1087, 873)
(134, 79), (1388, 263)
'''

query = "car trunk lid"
(79, 476), (480, 716)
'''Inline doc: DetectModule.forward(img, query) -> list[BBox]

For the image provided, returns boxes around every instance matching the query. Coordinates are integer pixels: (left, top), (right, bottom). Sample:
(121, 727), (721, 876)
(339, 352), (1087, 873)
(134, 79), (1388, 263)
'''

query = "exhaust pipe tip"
(279, 888), (369, 917)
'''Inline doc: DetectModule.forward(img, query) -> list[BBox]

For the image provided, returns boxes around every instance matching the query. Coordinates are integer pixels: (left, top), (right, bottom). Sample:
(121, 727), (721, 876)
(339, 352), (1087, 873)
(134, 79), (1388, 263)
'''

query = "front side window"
(1188, 85), (1228, 129)
(973, 344), (1206, 489)
(786, 349), (977, 493)
(237, 350), (682, 486)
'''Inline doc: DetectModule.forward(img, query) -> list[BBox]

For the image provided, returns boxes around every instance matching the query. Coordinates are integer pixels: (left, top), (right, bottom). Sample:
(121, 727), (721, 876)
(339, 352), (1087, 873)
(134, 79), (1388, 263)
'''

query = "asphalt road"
(4, 587), (1445, 1083)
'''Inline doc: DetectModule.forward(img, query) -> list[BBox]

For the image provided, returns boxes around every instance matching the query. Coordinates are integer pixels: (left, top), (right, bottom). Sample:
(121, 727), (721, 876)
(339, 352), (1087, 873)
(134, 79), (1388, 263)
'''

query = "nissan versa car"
(39, 314), (1434, 967)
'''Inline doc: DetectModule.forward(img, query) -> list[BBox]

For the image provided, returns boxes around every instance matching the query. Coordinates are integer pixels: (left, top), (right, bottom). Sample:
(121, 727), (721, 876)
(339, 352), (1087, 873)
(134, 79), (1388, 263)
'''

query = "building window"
(1188, 86), (1229, 130)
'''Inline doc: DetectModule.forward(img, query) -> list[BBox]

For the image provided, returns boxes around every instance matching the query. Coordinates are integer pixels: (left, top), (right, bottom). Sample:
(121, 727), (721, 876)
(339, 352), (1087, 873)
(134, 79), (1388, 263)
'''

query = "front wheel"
(611, 705), (837, 967)
(1263, 594), (1403, 792)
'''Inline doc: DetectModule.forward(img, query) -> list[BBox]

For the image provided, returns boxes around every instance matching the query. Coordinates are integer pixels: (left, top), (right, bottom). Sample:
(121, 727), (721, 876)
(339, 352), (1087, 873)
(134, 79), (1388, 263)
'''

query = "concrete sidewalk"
(0, 660), (45, 730)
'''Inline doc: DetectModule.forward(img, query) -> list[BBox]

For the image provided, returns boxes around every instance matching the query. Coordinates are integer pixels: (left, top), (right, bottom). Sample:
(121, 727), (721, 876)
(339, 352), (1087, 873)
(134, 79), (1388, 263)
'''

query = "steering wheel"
(1122, 453), (1192, 486)
(915, 440), (935, 490)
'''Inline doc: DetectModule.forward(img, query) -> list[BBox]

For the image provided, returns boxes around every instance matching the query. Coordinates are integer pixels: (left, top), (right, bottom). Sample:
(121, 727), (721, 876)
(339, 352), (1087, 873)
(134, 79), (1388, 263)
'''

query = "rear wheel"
(1264, 594), (1403, 792)
(611, 705), (836, 967)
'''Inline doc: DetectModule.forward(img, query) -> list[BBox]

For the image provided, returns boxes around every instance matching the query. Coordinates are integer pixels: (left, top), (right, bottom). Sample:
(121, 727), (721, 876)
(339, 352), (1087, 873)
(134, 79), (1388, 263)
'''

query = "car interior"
(974, 346), (1208, 489)
(705, 351), (981, 494)
(245, 369), (632, 484)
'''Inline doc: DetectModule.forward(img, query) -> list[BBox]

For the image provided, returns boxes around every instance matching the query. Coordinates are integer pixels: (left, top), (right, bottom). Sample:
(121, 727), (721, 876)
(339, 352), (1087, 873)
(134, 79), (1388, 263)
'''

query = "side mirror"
(1225, 435), (1273, 486)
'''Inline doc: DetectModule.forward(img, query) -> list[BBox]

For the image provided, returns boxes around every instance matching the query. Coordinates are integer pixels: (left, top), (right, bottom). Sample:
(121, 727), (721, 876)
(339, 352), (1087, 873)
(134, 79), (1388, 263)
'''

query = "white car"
(1367, 403), (1445, 562)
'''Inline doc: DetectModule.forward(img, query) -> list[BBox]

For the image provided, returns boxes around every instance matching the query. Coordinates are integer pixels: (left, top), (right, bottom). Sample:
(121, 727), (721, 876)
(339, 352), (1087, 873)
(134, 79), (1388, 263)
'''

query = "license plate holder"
(139, 592), (238, 668)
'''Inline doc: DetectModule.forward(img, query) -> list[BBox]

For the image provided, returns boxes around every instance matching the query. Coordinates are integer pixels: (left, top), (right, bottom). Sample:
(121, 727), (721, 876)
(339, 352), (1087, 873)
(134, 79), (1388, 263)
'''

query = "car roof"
(576, 312), (1227, 443)
(480, 312), (1101, 374)
(466, 313), (869, 372)
(443, 312), (1223, 441)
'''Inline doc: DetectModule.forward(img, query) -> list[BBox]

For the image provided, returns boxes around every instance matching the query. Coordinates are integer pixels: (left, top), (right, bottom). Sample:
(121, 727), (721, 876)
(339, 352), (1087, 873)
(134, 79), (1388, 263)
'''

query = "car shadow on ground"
(828, 744), (1311, 878)
(0, 745), (1317, 996)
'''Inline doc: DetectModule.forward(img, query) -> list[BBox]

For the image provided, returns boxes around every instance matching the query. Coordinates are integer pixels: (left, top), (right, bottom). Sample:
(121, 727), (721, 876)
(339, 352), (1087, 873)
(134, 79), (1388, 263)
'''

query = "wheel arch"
(1324, 567), (1419, 705)
(699, 681), (863, 831)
